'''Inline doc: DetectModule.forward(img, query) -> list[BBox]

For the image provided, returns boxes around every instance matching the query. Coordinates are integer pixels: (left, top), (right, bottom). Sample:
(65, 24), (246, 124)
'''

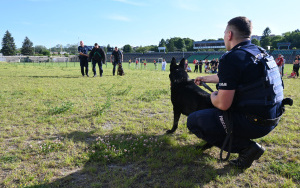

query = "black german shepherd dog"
(167, 57), (214, 134)
(117, 63), (125, 76)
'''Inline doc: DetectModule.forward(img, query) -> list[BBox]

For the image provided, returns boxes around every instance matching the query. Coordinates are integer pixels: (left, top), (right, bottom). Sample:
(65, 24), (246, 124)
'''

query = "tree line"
(1, 28), (300, 56)
(251, 27), (300, 50)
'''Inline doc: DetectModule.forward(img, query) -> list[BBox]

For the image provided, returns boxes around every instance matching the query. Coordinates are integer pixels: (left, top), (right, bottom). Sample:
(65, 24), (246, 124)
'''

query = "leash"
(192, 78), (233, 161)
(191, 79), (214, 92)
(200, 81), (214, 92)
(220, 110), (233, 162)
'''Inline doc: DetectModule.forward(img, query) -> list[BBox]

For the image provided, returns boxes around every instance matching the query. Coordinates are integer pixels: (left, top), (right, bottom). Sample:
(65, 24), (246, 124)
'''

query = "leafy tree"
(123, 44), (133, 53)
(159, 39), (166, 47)
(283, 31), (300, 49)
(166, 40), (175, 52)
(1, 30), (16, 56)
(34, 45), (47, 54)
(65, 44), (78, 54)
(270, 35), (284, 50)
(135, 46), (149, 53)
(177, 38), (186, 51)
(41, 49), (50, 56)
(251, 38), (260, 46)
(260, 27), (272, 49)
(263, 27), (271, 37)
(260, 36), (271, 49)
(21, 37), (34, 55)
(183, 38), (194, 51)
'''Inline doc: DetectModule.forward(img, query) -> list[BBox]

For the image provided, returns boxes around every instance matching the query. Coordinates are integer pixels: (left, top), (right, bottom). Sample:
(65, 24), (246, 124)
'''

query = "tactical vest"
(232, 45), (284, 110)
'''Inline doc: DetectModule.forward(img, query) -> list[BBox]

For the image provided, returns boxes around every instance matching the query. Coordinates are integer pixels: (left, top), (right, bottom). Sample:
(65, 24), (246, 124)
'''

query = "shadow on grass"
(28, 131), (243, 188)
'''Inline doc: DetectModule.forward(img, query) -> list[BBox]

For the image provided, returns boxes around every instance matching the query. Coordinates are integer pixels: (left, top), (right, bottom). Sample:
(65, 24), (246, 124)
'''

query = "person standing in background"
(78, 41), (90, 77)
(110, 47), (123, 76)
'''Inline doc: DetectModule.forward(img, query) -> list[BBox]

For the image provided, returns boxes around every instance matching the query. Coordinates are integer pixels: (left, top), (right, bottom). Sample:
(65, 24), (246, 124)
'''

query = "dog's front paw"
(166, 129), (175, 134)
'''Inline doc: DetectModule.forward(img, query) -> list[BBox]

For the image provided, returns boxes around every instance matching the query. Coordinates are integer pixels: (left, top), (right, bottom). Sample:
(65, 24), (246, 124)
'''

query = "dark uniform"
(89, 47), (106, 77)
(187, 40), (284, 153)
(198, 60), (203, 73)
(112, 50), (122, 75)
(78, 45), (90, 76)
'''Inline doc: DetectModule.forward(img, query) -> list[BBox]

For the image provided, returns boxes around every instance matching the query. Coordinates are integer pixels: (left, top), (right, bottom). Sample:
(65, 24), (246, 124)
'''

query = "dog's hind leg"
(166, 110), (181, 134)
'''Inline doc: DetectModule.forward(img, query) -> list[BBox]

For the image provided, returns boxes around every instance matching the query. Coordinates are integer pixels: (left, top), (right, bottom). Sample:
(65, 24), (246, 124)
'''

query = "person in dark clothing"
(110, 47), (123, 76)
(89, 43), (106, 77)
(78, 41), (90, 77)
(293, 55), (299, 78)
(188, 16), (286, 169)
(194, 59), (199, 73)
(198, 60), (203, 73)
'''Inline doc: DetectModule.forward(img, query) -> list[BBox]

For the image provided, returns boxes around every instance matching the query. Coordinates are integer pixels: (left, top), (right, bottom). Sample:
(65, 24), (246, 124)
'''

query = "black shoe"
(100, 75), (103, 77)
(229, 142), (265, 169)
(86, 75), (89, 77)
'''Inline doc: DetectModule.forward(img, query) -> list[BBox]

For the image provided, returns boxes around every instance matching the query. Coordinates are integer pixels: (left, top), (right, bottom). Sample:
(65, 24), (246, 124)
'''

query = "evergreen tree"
(1, 30), (16, 56)
(21, 36), (34, 55)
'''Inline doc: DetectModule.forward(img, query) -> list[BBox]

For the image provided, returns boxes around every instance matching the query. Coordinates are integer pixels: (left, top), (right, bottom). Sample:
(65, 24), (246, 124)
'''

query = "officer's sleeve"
(218, 55), (240, 90)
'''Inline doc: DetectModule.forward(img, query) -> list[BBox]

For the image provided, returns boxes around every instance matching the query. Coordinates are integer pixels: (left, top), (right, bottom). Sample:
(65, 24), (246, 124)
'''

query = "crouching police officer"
(187, 16), (291, 169)
(89, 43), (106, 77)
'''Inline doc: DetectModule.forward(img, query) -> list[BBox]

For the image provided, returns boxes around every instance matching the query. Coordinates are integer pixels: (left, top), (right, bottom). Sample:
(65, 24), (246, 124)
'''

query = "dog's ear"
(179, 58), (185, 68)
(170, 57), (176, 68)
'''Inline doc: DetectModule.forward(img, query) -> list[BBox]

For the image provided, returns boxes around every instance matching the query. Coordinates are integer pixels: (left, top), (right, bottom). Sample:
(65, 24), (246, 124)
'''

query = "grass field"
(0, 62), (299, 188)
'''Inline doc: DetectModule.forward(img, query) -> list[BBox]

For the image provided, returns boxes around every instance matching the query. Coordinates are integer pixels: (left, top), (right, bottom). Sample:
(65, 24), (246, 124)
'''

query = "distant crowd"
(185, 58), (219, 74)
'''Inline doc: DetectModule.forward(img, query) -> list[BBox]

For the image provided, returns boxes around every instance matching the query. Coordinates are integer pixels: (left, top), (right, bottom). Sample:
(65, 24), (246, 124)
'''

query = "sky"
(1, 0), (300, 49)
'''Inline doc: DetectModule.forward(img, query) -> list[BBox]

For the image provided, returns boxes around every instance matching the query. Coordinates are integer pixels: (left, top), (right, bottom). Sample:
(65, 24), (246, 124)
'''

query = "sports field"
(0, 62), (299, 187)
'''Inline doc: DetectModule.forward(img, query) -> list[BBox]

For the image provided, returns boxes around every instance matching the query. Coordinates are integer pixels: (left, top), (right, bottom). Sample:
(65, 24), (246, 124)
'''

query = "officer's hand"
(194, 77), (204, 86)
(212, 91), (218, 96)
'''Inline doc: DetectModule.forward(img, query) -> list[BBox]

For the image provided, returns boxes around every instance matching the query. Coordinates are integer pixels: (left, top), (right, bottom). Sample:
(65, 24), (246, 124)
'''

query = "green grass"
(0, 62), (299, 188)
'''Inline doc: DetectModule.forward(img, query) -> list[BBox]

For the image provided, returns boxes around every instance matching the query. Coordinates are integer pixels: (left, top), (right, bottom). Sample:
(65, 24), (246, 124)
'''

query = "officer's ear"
(228, 30), (233, 41)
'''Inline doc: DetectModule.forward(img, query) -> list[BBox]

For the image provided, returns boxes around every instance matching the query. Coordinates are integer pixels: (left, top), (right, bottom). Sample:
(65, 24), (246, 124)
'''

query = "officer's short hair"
(94, 43), (98, 46)
(228, 16), (252, 39)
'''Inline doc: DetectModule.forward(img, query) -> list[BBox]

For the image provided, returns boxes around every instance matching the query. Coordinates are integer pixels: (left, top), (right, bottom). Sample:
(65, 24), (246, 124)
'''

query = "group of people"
(132, 59), (166, 71)
(78, 41), (123, 77)
(189, 58), (219, 74)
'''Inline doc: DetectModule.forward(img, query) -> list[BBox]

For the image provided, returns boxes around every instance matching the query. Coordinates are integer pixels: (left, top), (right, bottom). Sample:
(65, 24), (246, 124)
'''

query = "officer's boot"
(229, 142), (265, 169)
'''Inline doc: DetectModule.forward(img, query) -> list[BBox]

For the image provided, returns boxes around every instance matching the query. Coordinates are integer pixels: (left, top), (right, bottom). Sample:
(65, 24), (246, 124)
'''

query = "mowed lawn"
(0, 62), (299, 188)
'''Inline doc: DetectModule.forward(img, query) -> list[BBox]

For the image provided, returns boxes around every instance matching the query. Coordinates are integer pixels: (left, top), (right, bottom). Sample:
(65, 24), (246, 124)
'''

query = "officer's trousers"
(80, 58), (89, 76)
(187, 108), (277, 153)
(113, 61), (121, 75)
